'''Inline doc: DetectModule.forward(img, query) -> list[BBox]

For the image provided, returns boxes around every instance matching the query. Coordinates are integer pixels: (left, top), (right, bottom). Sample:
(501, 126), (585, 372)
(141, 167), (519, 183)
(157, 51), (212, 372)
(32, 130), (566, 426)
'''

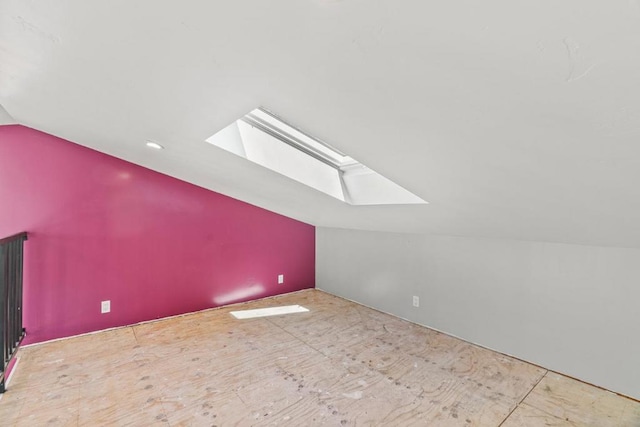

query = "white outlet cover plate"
(412, 296), (419, 307)
(278, 274), (284, 284)
(101, 300), (111, 313)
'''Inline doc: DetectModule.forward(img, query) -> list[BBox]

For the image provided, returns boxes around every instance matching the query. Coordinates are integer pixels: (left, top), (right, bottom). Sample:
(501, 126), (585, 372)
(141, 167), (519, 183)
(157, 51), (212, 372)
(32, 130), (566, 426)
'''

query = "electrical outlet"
(101, 300), (111, 314)
(278, 274), (284, 284)
(412, 296), (419, 307)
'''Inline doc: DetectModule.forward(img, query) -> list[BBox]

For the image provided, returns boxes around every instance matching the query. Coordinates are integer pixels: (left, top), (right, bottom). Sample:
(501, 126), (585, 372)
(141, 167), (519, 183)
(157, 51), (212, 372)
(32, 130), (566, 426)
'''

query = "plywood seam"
(497, 371), (549, 427)
(265, 316), (327, 357)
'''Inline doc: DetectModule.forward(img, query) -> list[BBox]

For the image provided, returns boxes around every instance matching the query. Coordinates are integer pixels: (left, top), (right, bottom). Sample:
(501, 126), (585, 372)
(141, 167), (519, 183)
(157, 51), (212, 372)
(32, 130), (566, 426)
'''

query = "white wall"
(316, 227), (640, 400)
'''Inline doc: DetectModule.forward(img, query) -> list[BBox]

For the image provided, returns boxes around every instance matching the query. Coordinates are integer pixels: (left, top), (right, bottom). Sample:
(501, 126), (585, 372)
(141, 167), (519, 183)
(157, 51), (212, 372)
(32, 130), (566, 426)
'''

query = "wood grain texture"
(0, 289), (635, 426)
(502, 372), (640, 427)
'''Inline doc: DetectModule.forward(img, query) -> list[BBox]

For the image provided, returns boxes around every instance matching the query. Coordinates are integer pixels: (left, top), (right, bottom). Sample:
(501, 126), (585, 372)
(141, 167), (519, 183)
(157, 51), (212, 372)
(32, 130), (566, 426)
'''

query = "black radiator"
(0, 232), (27, 393)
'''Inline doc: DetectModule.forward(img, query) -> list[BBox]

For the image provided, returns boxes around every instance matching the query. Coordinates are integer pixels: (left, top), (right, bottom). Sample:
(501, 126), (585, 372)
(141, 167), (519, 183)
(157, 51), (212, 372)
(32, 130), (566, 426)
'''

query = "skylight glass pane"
(205, 108), (428, 206)
(237, 121), (345, 200)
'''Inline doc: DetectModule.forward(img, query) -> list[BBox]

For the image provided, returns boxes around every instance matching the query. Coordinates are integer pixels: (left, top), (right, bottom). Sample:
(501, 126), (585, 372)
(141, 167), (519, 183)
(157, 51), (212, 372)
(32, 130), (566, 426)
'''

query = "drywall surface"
(0, 104), (16, 125)
(0, 125), (315, 344)
(317, 227), (640, 400)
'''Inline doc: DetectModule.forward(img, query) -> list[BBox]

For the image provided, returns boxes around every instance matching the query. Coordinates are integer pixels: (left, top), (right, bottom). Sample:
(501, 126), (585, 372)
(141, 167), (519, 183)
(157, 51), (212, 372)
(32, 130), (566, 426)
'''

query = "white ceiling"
(2, 1), (640, 247)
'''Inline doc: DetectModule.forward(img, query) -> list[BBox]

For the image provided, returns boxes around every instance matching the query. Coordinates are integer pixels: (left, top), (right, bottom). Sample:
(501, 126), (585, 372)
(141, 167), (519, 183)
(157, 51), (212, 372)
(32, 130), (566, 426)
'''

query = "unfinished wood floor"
(1, 290), (638, 426)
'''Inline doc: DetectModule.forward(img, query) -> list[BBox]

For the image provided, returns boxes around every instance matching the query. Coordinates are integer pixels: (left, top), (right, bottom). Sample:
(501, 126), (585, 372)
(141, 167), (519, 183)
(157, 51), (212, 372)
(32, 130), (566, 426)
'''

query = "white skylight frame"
(241, 109), (357, 169)
(206, 108), (427, 206)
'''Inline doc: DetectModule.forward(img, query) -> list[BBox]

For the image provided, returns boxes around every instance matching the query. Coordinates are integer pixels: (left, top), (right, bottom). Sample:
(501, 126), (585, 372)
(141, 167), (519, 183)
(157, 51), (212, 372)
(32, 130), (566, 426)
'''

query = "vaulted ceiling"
(2, 1), (640, 247)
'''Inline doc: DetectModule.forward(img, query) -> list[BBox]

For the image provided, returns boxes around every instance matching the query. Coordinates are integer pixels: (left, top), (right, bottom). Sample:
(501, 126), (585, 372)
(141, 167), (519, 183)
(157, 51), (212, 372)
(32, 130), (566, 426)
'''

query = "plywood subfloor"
(0, 289), (637, 426)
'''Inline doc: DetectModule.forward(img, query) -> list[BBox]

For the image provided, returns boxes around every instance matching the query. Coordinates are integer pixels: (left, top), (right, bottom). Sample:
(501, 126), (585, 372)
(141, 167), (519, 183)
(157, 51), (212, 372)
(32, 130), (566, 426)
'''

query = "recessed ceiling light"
(145, 141), (164, 150)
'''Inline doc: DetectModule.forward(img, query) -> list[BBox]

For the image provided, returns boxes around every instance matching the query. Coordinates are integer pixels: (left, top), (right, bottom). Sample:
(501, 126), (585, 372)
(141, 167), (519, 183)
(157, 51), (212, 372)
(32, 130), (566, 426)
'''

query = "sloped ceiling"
(1, 1), (640, 247)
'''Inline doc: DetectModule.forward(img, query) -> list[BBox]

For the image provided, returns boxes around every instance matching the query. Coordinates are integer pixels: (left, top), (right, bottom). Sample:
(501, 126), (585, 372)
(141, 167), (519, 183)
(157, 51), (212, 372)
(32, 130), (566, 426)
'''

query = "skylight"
(242, 109), (357, 169)
(206, 108), (427, 205)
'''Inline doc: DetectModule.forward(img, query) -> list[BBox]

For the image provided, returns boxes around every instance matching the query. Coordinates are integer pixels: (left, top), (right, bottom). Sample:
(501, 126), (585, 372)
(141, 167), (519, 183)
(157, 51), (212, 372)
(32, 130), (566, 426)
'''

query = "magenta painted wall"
(0, 125), (315, 345)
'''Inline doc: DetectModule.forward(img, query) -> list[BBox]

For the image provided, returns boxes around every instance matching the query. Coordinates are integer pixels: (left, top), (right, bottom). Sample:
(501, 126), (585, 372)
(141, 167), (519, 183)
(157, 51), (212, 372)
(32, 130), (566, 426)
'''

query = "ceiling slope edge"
(0, 104), (17, 126)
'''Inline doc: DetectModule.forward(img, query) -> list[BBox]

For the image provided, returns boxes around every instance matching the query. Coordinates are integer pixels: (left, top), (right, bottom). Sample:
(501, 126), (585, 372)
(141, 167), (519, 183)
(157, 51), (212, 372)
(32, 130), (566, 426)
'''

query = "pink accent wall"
(0, 125), (315, 344)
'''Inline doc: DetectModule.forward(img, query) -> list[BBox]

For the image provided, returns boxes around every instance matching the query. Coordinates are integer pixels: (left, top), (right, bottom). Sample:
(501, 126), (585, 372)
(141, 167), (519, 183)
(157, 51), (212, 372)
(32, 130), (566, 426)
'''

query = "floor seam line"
(131, 325), (140, 344)
(265, 317), (327, 357)
(497, 369), (549, 427)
